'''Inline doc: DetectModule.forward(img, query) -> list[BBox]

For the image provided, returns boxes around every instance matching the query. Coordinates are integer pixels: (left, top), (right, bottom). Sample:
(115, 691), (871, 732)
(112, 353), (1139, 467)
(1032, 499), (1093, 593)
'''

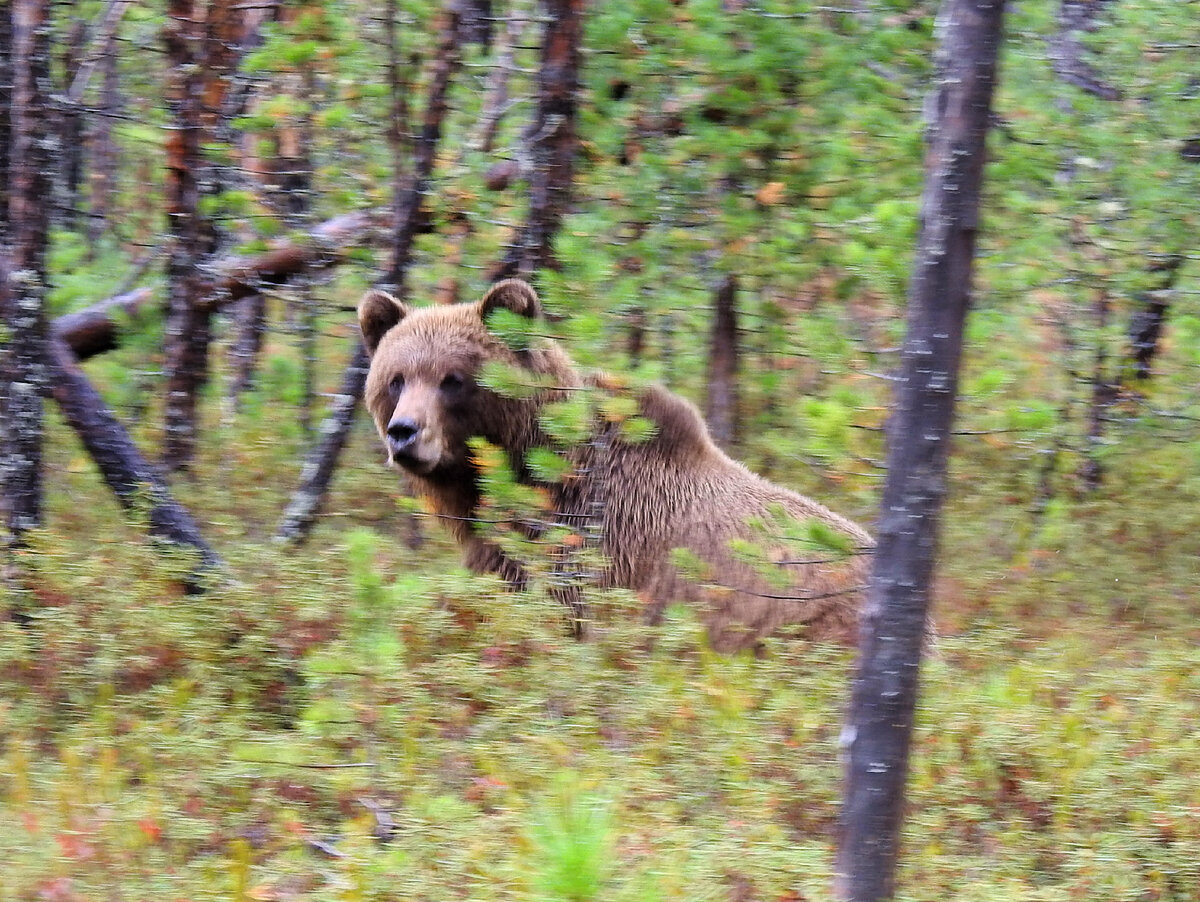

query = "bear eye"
(440, 372), (465, 392)
(388, 375), (405, 396)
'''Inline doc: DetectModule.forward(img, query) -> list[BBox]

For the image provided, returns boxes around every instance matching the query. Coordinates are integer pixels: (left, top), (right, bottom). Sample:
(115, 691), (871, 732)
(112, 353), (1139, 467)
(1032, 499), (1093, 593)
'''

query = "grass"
(3, 309), (1200, 901)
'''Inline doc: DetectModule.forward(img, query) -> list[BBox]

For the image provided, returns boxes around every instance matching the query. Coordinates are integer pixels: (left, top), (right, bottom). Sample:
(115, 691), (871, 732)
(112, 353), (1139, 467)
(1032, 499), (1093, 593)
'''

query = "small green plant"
(526, 772), (616, 902)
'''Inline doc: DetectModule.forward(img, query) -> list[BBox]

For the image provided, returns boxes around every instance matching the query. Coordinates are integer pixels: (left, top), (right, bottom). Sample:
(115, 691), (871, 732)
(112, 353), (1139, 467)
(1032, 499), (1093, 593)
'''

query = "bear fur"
(359, 279), (874, 652)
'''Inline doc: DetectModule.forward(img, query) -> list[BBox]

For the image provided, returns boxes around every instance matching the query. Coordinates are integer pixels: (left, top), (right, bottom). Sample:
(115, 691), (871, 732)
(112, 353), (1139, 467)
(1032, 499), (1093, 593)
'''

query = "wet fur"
(360, 280), (873, 652)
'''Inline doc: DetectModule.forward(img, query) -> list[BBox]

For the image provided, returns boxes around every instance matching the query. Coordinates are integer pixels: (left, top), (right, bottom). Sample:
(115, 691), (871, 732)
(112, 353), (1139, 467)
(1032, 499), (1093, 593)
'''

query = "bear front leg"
(462, 533), (529, 592)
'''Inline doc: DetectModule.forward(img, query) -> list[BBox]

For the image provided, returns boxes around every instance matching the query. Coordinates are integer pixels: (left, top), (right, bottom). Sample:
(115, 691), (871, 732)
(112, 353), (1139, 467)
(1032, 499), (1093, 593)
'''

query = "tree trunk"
(1125, 254), (1185, 382)
(162, 0), (210, 472)
(462, 0), (493, 49)
(0, 0), (13, 241)
(1050, 0), (1120, 101)
(67, 0), (135, 104)
(705, 274), (740, 450)
(161, 0), (245, 471)
(2, 0), (53, 545)
(1080, 287), (1116, 490)
(277, 0), (465, 544)
(461, 7), (527, 161)
(58, 14), (88, 227)
(493, 0), (584, 279)
(87, 29), (121, 248)
(834, 2), (1007, 900)
(227, 292), (267, 407)
(47, 338), (220, 575)
(386, 0), (463, 287)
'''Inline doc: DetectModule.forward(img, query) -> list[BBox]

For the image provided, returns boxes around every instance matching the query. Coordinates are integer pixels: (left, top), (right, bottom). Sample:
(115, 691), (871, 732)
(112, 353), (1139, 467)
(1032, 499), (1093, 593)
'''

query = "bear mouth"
(389, 450), (437, 476)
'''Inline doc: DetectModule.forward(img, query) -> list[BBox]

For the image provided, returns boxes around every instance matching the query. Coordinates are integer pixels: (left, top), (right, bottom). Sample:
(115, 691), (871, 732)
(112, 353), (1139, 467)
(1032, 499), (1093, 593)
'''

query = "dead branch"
(51, 209), (386, 361)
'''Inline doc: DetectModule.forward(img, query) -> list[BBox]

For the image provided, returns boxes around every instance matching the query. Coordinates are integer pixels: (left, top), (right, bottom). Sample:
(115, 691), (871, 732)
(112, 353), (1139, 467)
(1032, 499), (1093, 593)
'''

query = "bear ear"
(358, 289), (408, 357)
(478, 279), (541, 322)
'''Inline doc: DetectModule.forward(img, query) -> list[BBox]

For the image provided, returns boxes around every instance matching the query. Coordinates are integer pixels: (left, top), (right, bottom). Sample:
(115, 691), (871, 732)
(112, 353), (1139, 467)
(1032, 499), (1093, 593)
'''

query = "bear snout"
(386, 416), (421, 459)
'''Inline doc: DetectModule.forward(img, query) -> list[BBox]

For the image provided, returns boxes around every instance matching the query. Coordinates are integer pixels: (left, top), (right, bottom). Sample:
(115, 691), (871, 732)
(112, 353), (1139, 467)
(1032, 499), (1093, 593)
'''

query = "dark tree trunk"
(462, 0), (493, 49)
(0, 0), (12, 240)
(493, 0), (584, 280)
(162, 0), (210, 472)
(2, 0), (53, 544)
(47, 338), (220, 574)
(383, 0), (412, 204)
(464, 7), (526, 159)
(386, 0), (463, 287)
(58, 14), (88, 227)
(626, 304), (646, 367)
(705, 274), (740, 450)
(227, 292), (267, 407)
(1125, 254), (1185, 382)
(87, 30), (121, 248)
(53, 287), (156, 360)
(276, 343), (372, 543)
(277, 0), (465, 544)
(835, 2), (1007, 900)
(1050, 0), (1120, 101)
(1080, 288), (1116, 490)
(161, 0), (244, 471)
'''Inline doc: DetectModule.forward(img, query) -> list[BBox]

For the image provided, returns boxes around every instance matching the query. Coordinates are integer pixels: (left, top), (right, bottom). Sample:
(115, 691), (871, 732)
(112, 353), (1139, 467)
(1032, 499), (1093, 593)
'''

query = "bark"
(86, 29), (121, 248)
(277, 0), (466, 544)
(626, 304), (646, 367)
(383, 0), (411, 200)
(386, 0), (464, 287)
(493, 0), (584, 279)
(705, 274), (740, 450)
(59, 14), (88, 226)
(53, 210), (385, 362)
(52, 287), (156, 360)
(834, 2), (1007, 900)
(462, 0), (493, 48)
(2, 0), (53, 543)
(1079, 287), (1115, 490)
(227, 293), (267, 407)
(0, 0), (10, 238)
(66, 0), (134, 104)
(276, 343), (371, 543)
(1125, 255), (1185, 382)
(460, 8), (527, 161)
(162, 0), (210, 472)
(161, 0), (246, 471)
(47, 338), (220, 574)
(1050, 0), (1120, 101)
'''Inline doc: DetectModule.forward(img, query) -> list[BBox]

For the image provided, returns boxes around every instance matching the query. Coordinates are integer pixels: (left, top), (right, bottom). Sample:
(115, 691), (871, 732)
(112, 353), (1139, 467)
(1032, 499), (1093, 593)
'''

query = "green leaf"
(540, 395), (595, 445)
(527, 447), (574, 483)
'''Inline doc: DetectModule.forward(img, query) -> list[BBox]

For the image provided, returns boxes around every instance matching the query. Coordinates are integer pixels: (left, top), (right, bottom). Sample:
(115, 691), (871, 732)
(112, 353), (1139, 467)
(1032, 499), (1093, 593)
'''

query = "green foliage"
(487, 307), (540, 353)
(527, 447), (574, 484)
(525, 772), (615, 902)
(539, 394), (595, 446)
(15, 0), (1200, 898)
(477, 359), (558, 401)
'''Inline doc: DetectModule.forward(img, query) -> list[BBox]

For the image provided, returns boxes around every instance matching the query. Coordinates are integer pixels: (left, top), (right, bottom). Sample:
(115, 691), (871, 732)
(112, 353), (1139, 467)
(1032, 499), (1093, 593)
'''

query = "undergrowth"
(3, 406), (1200, 900)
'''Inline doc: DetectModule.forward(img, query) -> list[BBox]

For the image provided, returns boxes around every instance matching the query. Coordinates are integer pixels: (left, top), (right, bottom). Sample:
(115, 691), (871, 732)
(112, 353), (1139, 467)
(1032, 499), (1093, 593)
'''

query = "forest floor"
(2, 312), (1199, 902)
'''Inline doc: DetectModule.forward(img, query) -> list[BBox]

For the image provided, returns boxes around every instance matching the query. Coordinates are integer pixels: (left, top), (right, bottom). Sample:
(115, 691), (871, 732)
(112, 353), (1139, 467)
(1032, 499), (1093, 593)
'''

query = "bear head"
(358, 279), (552, 477)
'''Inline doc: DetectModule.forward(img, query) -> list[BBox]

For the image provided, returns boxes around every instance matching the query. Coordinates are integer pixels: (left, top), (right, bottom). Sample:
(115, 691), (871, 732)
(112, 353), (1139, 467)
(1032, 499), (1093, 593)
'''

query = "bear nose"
(387, 417), (419, 450)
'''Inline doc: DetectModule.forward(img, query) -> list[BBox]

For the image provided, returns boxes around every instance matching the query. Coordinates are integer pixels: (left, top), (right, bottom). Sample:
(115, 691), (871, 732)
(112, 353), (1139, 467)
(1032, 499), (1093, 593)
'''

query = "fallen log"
(204, 209), (385, 311)
(46, 336), (221, 576)
(51, 286), (155, 359)
(52, 209), (385, 361)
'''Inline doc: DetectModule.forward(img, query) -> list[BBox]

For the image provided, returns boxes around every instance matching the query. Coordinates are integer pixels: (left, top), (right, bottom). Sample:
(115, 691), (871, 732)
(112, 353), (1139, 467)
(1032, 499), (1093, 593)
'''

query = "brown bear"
(358, 279), (873, 652)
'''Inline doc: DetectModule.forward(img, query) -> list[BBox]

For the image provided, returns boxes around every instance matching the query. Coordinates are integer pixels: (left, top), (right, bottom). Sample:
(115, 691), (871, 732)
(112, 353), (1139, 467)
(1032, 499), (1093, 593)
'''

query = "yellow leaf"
(756, 181), (786, 206)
